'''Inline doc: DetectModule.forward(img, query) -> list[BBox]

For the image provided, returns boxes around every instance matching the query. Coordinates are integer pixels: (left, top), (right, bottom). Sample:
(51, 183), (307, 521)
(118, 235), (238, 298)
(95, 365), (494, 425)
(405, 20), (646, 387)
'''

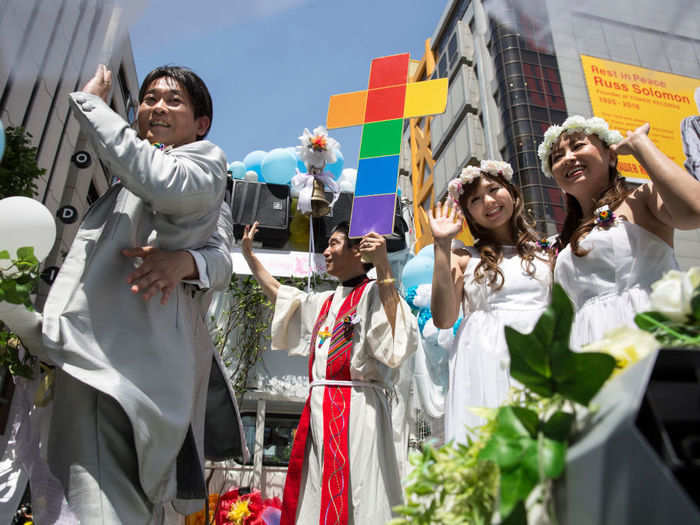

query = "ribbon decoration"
(291, 169), (340, 215)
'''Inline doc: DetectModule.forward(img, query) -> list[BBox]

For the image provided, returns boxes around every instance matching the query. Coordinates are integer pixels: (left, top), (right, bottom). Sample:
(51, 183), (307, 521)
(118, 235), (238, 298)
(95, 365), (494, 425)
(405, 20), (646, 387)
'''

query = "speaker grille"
(231, 180), (290, 247)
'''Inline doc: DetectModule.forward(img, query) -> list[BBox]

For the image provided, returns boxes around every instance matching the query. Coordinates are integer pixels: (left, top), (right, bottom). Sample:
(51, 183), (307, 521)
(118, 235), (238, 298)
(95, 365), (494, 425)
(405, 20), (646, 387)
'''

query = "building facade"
(0, 0), (140, 303)
(415, 0), (700, 268)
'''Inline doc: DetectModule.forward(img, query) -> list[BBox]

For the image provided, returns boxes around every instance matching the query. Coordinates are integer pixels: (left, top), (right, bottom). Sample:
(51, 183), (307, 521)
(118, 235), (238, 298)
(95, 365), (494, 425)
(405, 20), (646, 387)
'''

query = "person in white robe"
(241, 221), (419, 525)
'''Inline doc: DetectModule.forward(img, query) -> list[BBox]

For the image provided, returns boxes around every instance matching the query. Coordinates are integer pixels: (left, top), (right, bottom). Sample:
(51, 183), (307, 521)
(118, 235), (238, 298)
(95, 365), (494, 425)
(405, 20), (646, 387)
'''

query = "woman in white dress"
(429, 160), (552, 445)
(538, 116), (700, 349)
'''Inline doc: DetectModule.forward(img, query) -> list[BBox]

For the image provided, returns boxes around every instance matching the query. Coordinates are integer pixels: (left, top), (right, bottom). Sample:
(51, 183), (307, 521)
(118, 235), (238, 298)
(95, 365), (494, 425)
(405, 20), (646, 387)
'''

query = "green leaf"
(505, 326), (554, 397)
(0, 250), (9, 259)
(506, 283), (615, 405)
(556, 351), (616, 405)
(511, 406), (539, 437)
(479, 434), (527, 470)
(537, 436), (567, 479)
(691, 288), (700, 322)
(550, 284), (574, 344)
(478, 407), (539, 471)
(500, 501), (527, 525)
(635, 311), (673, 332)
(542, 411), (575, 441)
(498, 467), (538, 518)
(16, 246), (36, 260)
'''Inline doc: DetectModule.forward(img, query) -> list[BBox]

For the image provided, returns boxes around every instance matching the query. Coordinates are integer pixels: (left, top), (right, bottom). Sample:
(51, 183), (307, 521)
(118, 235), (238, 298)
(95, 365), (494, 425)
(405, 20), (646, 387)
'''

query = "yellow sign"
(580, 55), (700, 181)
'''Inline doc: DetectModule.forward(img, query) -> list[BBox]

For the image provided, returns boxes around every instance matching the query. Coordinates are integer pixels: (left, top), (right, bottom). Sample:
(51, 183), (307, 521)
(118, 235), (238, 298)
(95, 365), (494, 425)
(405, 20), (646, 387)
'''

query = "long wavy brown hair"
(457, 172), (542, 290)
(551, 147), (631, 257)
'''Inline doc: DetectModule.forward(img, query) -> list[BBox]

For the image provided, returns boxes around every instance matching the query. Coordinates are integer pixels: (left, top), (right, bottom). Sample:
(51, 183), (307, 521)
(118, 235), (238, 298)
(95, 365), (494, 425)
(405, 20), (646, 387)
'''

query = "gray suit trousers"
(47, 370), (154, 525)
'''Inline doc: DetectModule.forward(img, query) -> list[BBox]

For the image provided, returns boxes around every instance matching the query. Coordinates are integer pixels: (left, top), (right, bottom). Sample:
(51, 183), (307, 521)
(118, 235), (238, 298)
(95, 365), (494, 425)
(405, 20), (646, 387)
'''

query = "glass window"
(547, 95), (566, 111)
(505, 62), (522, 76)
(438, 55), (448, 79)
(501, 35), (519, 50)
(509, 89), (528, 105)
(501, 48), (520, 63)
(448, 33), (459, 65)
(236, 412), (301, 466)
(520, 49), (539, 64)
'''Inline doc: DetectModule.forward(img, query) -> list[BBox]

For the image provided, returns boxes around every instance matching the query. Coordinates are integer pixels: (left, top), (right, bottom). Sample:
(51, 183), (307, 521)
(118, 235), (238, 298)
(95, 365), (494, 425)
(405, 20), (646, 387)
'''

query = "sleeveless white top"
(554, 220), (678, 350)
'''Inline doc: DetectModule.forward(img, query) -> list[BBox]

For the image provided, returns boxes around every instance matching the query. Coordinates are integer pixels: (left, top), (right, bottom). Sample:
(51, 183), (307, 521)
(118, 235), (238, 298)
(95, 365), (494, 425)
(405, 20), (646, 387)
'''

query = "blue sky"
(129, 0), (446, 170)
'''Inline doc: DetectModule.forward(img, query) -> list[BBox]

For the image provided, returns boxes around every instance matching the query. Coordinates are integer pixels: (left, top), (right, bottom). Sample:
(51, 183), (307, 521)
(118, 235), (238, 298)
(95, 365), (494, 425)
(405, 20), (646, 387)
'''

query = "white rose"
(583, 326), (659, 373)
(650, 268), (698, 322)
(688, 266), (700, 289)
(413, 284), (432, 309)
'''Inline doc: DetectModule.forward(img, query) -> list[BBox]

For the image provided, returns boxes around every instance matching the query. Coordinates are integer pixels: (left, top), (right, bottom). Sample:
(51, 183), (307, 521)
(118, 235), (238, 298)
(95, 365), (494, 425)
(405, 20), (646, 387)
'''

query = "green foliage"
(394, 283), (616, 524)
(390, 438), (498, 525)
(0, 126), (45, 199)
(634, 299), (700, 348)
(214, 275), (308, 395)
(506, 284), (616, 405)
(0, 247), (40, 379)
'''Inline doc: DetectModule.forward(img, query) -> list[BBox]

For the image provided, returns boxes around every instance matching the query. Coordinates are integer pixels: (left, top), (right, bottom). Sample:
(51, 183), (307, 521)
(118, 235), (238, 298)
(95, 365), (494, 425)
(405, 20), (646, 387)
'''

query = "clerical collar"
(342, 274), (368, 288)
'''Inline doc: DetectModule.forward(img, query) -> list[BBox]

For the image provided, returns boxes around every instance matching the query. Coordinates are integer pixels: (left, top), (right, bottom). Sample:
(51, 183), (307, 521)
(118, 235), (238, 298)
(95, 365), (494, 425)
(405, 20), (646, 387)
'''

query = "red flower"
(215, 489), (282, 525)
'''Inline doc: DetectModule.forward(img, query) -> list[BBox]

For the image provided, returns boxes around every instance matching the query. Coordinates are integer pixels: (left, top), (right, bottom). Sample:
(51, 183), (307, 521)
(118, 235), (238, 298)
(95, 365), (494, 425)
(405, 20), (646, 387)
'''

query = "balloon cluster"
(400, 245), (462, 351)
(229, 147), (345, 185)
(0, 196), (56, 273)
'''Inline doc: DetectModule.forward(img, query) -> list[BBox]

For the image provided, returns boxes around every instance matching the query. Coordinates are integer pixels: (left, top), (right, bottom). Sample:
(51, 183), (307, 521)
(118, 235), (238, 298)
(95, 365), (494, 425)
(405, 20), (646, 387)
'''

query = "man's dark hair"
(139, 66), (213, 140)
(330, 221), (373, 271)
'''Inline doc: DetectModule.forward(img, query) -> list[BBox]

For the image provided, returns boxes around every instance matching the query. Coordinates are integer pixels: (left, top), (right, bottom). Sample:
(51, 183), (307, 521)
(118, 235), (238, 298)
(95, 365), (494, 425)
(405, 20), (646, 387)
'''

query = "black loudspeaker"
(312, 192), (408, 253)
(231, 180), (290, 248)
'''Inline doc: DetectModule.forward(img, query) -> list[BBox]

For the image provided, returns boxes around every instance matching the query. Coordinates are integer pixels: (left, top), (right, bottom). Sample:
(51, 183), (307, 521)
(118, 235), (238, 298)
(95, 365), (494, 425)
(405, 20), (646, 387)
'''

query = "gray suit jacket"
(40, 92), (229, 503)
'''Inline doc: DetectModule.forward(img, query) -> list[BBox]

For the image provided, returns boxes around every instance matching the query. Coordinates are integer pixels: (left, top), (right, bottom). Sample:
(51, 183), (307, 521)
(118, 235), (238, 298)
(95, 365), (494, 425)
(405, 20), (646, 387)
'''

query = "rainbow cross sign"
(326, 52), (447, 237)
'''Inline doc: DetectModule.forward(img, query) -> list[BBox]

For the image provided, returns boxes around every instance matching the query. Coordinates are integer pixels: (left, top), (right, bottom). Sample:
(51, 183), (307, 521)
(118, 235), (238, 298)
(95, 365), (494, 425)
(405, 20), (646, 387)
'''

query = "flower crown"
(537, 115), (623, 178)
(296, 125), (339, 169)
(447, 159), (514, 203)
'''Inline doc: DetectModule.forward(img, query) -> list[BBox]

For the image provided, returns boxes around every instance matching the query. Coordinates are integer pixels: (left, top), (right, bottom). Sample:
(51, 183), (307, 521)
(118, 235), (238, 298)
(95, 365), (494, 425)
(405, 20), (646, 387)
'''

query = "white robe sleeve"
(270, 285), (331, 356)
(361, 282), (419, 369)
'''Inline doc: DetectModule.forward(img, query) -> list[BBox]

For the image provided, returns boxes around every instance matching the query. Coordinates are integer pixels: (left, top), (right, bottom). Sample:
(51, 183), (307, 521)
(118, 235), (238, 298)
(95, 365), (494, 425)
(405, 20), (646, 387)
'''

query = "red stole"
(281, 279), (370, 525)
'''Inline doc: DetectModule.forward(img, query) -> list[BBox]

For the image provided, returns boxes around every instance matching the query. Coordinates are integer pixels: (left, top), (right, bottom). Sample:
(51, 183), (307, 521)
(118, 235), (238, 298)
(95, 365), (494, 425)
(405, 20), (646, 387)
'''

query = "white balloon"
(244, 170), (259, 182)
(0, 196), (57, 271)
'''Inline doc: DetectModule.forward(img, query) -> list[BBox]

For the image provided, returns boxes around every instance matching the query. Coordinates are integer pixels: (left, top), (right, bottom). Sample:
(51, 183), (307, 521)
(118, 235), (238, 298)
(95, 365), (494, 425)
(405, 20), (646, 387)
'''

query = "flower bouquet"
(215, 488), (282, 525)
(393, 267), (700, 524)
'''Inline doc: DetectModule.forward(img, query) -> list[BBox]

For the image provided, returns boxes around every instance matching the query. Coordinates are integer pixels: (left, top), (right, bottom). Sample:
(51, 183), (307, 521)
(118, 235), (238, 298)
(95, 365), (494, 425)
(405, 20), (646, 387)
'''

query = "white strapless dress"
(554, 220), (678, 350)
(446, 242), (552, 444)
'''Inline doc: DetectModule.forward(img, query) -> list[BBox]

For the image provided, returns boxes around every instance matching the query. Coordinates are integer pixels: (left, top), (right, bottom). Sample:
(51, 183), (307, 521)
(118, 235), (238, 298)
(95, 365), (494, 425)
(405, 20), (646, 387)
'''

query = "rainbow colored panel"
(355, 155), (400, 197)
(365, 85), (406, 123)
(326, 53), (448, 237)
(368, 53), (410, 89)
(359, 120), (403, 159)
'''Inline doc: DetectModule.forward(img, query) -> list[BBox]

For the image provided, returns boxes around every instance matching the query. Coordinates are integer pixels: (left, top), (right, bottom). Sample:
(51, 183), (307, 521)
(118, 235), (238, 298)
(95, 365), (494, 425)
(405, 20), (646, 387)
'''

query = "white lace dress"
(554, 220), (678, 350)
(446, 241), (552, 444)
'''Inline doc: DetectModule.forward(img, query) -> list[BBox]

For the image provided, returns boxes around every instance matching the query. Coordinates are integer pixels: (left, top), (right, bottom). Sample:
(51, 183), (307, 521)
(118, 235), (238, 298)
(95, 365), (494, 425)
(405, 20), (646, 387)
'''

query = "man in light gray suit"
(1, 64), (244, 524)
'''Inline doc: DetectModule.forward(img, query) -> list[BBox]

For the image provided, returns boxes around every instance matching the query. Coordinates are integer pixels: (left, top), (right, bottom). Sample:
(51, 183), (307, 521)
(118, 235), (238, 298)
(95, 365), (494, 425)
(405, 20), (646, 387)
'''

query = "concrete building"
(0, 0), (140, 302)
(412, 0), (700, 268)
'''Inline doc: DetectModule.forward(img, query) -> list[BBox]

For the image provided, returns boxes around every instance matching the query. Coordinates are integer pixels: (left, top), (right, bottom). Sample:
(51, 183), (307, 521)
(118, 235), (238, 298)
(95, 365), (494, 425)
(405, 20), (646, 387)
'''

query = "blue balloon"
(243, 150), (266, 178)
(0, 120), (4, 161)
(285, 146), (305, 174)
(415, 244), (435, 259)
(261, 148), (297, 185)
(228, 161), (246, 179)
(326, 150), (344, 179)
(401, 251), (434, 289)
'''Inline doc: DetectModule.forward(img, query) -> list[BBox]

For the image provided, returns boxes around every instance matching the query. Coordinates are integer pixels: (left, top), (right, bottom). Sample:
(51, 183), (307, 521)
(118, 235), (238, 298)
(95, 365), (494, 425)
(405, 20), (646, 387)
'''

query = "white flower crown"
(296, 125), (340, 169)
(537, 115), (623, 178)
(447, 159), (514, 203)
